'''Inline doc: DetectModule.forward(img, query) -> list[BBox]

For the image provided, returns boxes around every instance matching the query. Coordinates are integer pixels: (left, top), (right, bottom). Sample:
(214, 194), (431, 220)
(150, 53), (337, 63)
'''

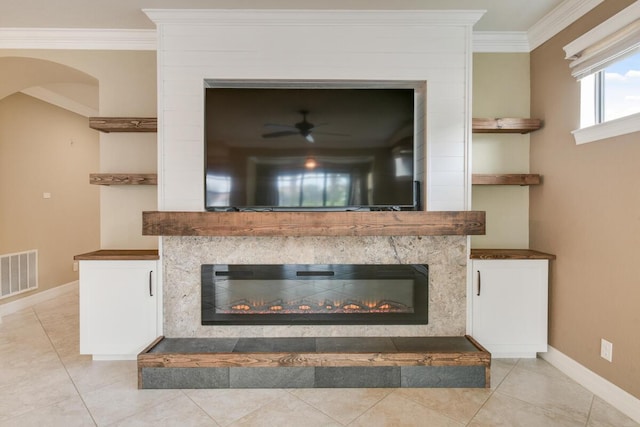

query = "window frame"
(565, 2), (640, 145)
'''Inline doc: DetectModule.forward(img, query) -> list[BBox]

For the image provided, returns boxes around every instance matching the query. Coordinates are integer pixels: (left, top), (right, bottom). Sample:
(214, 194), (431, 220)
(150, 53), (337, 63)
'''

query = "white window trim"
(563, 2), (640, 62)
(572, 111), (640, 145)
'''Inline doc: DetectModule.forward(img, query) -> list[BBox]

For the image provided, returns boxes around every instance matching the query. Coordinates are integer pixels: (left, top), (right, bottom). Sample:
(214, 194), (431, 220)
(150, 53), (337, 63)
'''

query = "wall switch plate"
(73, 261), (79, 272)
(601, 339), (613, 362)
(43, 192), (51, 199)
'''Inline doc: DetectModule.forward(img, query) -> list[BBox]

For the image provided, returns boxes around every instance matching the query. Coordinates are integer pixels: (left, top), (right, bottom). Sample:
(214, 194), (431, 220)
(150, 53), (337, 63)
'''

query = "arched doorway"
(0, 57), (100, 301)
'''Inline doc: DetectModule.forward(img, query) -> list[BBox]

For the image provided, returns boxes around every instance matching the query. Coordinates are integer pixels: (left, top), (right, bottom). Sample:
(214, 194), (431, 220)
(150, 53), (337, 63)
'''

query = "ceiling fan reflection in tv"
(261, 110), (349, 143)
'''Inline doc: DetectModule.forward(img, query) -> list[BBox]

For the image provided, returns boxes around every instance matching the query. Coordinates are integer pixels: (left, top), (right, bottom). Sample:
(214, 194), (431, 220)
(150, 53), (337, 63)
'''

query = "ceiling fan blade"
(262, 130), (299, 138)
(313, 131), (351, 137)
(264, 123), (297, 130)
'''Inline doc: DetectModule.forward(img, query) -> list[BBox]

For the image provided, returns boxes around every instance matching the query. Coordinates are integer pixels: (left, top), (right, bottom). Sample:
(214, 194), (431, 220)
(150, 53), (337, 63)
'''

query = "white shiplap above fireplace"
(145, 9), (483, 212)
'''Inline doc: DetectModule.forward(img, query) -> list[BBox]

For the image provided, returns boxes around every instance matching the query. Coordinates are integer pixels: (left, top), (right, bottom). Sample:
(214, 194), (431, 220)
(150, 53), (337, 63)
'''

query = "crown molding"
(0, 1), (603, 54)
(473, 31), (530, 53)
(0, 28), (156, 50)
(143, 9), (485, 27)
(0, 26), (528, 54)
(528, 0), (604, 51)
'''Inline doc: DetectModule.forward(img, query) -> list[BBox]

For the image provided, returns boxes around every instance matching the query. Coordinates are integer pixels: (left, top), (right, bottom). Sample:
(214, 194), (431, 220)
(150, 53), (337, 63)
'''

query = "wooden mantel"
(142, 211), (485, 237)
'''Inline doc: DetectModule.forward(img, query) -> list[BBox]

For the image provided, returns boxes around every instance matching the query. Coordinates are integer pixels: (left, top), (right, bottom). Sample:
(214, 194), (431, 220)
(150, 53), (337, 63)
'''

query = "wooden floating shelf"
(90, 173), (157, 186)
(472, 118), (542, 134)
(470, 249), (556, 260)
(142, 210), (486, 237)
(74, 249), (159, 261)
(472, 174), (540, 186)
(89, 117), (157, 133)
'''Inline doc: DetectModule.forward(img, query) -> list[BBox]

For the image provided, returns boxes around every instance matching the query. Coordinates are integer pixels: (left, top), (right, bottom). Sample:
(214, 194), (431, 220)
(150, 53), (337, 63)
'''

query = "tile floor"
(0, 290), (638, 426)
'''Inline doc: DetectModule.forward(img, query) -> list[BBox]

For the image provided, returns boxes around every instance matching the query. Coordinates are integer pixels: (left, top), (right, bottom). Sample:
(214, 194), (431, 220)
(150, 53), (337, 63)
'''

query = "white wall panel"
(431, 171), (466, 188)
(163, 109), (203, 127)
(160, 24), (466, 53)
(148, 9), (481, 211)
(429, 157), (466, 173)
(430, 142), (466, 158)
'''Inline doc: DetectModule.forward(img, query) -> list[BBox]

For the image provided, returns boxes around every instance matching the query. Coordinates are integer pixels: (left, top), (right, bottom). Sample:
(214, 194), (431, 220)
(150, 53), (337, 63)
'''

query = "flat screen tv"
(204, 81), (420, 212)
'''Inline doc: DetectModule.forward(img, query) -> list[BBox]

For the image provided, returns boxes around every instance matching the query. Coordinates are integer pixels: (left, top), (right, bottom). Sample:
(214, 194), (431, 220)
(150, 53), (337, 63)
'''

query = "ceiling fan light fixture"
(305, 157), (317, 169)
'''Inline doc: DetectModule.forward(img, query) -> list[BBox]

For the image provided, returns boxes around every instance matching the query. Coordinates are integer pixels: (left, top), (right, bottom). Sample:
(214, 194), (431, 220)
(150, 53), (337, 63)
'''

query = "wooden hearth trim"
(137, 335), (490, 369)
(138, 350), (490, 368)
(142, 211), (486, 237)
(466, 335), (492, 387)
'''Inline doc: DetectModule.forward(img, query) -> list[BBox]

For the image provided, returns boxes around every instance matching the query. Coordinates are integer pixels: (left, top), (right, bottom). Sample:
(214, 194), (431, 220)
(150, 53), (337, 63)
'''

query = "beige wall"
(530, 0), (639, 398)
(472, 53), (530, 249)
(0, 50), (158, 250)
(0, 93), (99, 302)
(0, 50), (157, 304)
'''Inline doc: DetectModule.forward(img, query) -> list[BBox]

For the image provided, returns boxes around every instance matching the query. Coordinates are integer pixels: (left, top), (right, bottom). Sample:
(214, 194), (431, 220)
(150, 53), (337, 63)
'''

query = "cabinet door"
(79, 260), (157, 357)
(471, 260), (548, 357)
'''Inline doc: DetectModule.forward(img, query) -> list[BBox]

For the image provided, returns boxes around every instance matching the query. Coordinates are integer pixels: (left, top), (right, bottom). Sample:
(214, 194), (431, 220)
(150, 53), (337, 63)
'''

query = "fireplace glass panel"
(201, 264), (428, 325)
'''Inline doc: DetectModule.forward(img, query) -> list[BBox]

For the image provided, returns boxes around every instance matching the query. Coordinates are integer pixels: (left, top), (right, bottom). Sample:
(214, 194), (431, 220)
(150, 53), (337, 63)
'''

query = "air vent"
(0, 250), (38, 299)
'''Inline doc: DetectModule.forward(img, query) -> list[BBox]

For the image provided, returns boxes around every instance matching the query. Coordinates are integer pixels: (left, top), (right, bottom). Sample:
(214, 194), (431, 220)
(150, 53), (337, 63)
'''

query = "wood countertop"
(470, 249), (556, 260)
(74, 249), (159, 261)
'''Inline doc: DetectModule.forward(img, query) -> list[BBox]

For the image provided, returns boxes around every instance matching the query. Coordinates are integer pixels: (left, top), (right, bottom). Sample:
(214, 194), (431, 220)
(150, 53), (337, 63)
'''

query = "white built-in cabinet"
(76, 252), (159, 360)
(470, 253), (552, 358)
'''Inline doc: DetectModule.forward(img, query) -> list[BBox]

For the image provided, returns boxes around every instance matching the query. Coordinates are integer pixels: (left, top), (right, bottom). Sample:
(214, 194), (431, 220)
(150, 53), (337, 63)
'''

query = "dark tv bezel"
(204, 80), (424, 212)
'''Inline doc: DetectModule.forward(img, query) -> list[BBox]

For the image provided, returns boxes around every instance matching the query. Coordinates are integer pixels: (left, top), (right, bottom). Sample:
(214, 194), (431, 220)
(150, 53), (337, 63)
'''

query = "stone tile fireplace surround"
(163, 235), (466, 337)
(146, 9), (483, 338)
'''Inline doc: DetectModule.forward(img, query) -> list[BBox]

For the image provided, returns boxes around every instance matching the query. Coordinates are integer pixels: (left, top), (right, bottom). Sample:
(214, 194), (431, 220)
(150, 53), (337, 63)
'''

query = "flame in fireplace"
(221, 298), (411, 315)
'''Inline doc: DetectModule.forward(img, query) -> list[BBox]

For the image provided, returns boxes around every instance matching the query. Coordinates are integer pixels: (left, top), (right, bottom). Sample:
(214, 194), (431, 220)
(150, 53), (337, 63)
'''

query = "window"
(580, 51), (640, 128)
(205, 174), (231, 206)
(564, 2), (640, 144)
(276, 172), (351, 207)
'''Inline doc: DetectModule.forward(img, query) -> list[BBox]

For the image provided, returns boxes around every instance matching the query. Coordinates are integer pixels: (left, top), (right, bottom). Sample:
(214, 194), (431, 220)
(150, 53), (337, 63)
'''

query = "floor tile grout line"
(346, 389), (467, 426)
(101, 391), (206, 427)
(345, 391), (387, 426)
(184, 389), (287, 426)
(389, 386), (490, 426)
(283, 389), (344, 426)
(492, 388), (592, 425)
(463, 360), (519, 426)
(500, 358), (598, 421)
(229, 391), (287, 426)
(180, 389), (224, 426)
(31, 305), (99, 427)
(391, 389), (467, 426)
(584, 394), (596, 427)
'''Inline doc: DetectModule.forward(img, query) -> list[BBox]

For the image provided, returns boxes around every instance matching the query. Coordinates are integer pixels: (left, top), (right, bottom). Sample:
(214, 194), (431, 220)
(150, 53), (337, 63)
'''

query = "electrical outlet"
(601, 339), (613, 362)
(73, 261), (79, 272)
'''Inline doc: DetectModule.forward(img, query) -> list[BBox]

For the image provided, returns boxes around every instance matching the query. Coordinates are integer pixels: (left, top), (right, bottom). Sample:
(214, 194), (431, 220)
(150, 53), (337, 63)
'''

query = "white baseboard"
(0, 281), (78, 323)
(92, 354), (138, 361)
(540, 346), (640, 423)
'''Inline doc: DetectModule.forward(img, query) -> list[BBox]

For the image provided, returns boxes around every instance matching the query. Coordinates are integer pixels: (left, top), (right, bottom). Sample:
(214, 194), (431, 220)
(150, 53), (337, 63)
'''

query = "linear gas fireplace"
(201, 264), (428, 325)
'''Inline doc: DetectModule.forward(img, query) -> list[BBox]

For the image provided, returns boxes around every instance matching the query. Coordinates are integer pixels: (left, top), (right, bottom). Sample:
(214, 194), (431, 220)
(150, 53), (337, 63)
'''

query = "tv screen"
(205, 84), (417, 211)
